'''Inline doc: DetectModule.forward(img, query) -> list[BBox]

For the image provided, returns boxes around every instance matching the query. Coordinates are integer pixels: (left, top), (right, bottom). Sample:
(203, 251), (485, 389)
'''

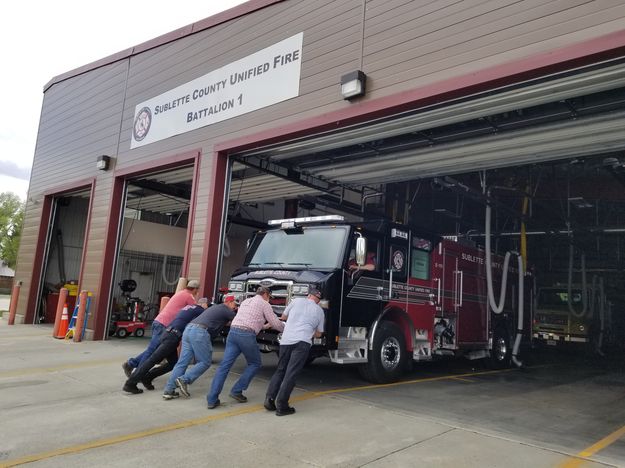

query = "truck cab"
(533, 286), (591, 345)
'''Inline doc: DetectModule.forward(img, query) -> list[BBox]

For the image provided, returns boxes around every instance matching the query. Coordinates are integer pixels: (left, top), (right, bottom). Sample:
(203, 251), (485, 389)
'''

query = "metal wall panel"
(363, 0), (625, 97)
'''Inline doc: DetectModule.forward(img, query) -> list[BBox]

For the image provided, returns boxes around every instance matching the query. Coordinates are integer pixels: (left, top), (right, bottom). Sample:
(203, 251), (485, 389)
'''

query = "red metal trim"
(93, 177), (125, 340)
(182, 152), (202, 277)
(216, 29), (625, 153)
(24, 196), (53, 324)
(44, 0), (285, 91)
(114, 150), (200, 178)
(199, 151), (229, 299)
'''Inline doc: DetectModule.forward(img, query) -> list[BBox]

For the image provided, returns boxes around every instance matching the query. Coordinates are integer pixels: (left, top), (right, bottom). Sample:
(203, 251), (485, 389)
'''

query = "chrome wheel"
(380, 336), (401, 370)
(493, 336), (508, 362)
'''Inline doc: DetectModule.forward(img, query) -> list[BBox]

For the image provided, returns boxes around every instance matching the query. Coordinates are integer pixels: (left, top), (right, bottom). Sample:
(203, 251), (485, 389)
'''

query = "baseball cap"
(223, 294), (238, 304)
(309, 287), (322, 299)
(187, 280), (200, 289)
(197, 297), (209, 305)
(256, 286), (273, 297)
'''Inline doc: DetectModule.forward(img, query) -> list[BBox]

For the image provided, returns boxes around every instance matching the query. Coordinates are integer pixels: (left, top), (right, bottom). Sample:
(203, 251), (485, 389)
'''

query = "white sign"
(131, 33), (304, 148)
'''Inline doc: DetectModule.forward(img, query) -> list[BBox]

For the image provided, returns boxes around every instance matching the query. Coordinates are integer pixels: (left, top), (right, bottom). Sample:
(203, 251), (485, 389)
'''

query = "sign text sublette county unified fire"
(131, 33), (303, 149)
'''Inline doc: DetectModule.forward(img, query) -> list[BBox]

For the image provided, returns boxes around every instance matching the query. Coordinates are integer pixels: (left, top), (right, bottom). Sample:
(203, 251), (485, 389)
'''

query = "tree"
(0, 192), (25, 269)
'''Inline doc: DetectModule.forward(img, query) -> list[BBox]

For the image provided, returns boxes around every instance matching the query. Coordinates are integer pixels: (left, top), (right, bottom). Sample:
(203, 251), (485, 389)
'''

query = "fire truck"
(227, 215), (529, 383)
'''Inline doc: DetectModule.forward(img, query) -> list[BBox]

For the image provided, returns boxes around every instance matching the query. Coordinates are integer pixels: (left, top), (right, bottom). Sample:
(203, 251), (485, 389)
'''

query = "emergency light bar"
(268, 215), (345, 226)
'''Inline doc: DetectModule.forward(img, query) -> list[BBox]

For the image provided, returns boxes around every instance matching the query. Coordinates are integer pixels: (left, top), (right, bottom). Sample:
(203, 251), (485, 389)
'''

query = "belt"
(189, 323), (209, 330)
(230, 325), (255, 334)
(166, 327), (182, 336)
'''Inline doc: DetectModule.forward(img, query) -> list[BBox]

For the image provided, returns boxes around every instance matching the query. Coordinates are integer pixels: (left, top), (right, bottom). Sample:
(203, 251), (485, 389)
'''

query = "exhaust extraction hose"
(485, 202), (525, 367)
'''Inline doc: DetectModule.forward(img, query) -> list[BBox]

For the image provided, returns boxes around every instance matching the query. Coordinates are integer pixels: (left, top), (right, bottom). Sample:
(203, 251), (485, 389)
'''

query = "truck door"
(342, 235), (383, 327)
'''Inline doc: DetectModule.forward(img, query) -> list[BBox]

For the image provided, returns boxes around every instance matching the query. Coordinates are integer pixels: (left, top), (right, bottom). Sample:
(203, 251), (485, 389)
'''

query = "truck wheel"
(489, 327), (511, 368)
(116, 328), (129, 339)
(134, 328), (145, 338)
(359, 321), (407, 383)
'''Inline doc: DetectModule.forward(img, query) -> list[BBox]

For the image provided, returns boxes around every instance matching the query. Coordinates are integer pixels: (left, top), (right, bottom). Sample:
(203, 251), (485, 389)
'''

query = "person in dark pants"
(122, 297), (209, 394)
(265, 288), (324, 416)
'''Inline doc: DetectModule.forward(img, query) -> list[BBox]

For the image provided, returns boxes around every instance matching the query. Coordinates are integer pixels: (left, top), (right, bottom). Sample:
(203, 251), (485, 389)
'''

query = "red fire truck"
(227, 215), (529, 383)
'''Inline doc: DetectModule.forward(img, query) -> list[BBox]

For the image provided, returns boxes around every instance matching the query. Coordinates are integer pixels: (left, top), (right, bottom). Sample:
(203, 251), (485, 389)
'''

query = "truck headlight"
(291, 283), (309, 295)
(228, 281), (245, 292)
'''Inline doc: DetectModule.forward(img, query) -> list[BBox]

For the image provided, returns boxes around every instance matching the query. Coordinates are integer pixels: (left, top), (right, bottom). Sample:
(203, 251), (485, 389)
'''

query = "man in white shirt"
(264, 287), (324, 416)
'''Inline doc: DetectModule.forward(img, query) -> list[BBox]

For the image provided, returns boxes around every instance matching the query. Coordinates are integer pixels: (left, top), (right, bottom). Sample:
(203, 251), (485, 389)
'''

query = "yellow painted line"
(0, 404), (266, 468)
(559, 424), (625, 468)
(0, 367), (515, 466)
(307, 367), (514, 397)
(450, 377), (475, 383)
(0, 358), (122, 379)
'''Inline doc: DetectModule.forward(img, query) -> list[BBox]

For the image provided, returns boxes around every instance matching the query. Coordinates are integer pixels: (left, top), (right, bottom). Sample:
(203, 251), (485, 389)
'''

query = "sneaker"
(207, 399), (221, 409)
(229, 392), (248, 403)
(264, 397), (276, 411)
(141, 379), (155, 391)
(122, 361), (133, 378)
(122, 383), (143, 394)
(175, 377), (190, 397)
(162, 391), (180, 400)
(276, 406), (296, 416)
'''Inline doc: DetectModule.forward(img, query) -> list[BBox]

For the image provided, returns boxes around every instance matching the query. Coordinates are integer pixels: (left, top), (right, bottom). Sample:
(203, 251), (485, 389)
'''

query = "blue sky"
(0, 0), (246, 200)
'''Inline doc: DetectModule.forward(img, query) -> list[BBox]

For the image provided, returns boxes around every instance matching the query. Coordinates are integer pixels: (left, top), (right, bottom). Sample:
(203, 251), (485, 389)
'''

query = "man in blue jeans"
(206, 286), (284, 409)
(162, 295), (238, 400)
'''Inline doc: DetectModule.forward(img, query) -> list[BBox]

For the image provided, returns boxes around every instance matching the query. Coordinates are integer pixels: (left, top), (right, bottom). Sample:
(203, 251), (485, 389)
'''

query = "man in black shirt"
(163, 295), (238, 399)
(122, 298), (209, 394)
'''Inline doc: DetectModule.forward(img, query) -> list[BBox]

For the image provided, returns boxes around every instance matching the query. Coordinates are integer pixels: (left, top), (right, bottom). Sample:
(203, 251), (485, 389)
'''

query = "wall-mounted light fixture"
(340, 70), (367, 100)
(96, 155), (111, 171)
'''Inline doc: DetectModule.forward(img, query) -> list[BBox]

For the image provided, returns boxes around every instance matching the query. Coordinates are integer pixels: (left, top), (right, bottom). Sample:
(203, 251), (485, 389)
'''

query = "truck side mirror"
(356, 236), (367, 266)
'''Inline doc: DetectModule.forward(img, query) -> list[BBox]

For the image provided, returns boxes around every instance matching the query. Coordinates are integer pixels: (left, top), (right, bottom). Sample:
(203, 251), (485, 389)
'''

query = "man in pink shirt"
(207, 286), (284, 408)
(122, 280), (199, 387)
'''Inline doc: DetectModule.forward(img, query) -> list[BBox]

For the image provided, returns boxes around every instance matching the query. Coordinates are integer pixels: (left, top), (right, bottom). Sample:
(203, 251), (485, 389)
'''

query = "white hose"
(567, 244), (588, 318)
(223, 237), (231, 258)
(161, 255), (181, 286)
(485, 203), (524, 367)
(485, 206), (512, 314)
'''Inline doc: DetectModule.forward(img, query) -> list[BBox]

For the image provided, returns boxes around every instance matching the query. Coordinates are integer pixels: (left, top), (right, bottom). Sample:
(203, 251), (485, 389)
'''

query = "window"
(411, 249), (430, 280)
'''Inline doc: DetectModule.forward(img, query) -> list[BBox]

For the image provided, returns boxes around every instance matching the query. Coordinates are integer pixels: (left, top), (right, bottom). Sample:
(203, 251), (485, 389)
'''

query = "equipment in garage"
(109, 279), (146, 338)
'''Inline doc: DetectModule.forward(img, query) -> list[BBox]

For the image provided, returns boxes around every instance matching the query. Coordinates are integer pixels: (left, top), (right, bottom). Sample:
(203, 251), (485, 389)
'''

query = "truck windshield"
(537, 289), (583, 308)
(245, 225), (349, 269)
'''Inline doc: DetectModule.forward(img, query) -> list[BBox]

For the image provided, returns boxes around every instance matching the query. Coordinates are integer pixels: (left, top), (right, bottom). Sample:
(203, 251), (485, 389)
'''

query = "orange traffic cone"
(55, 304), (69, 339)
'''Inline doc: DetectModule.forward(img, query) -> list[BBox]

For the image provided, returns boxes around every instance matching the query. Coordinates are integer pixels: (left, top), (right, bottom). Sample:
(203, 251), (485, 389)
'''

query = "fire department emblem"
(392, 250), (404, 271)
(133, 107), (152, 142)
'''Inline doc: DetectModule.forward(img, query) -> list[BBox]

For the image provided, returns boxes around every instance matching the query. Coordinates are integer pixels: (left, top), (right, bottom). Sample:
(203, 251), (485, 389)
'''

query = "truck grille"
(245, 279), (292, 315)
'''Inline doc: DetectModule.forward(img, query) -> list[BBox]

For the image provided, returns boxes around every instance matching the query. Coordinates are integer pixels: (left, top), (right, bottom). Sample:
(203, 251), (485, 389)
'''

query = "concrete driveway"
(0, 317), (623, 467)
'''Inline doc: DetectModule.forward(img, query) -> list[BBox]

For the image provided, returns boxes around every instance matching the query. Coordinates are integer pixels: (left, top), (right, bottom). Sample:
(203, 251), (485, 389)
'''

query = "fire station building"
(12, 0), (625, 341)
